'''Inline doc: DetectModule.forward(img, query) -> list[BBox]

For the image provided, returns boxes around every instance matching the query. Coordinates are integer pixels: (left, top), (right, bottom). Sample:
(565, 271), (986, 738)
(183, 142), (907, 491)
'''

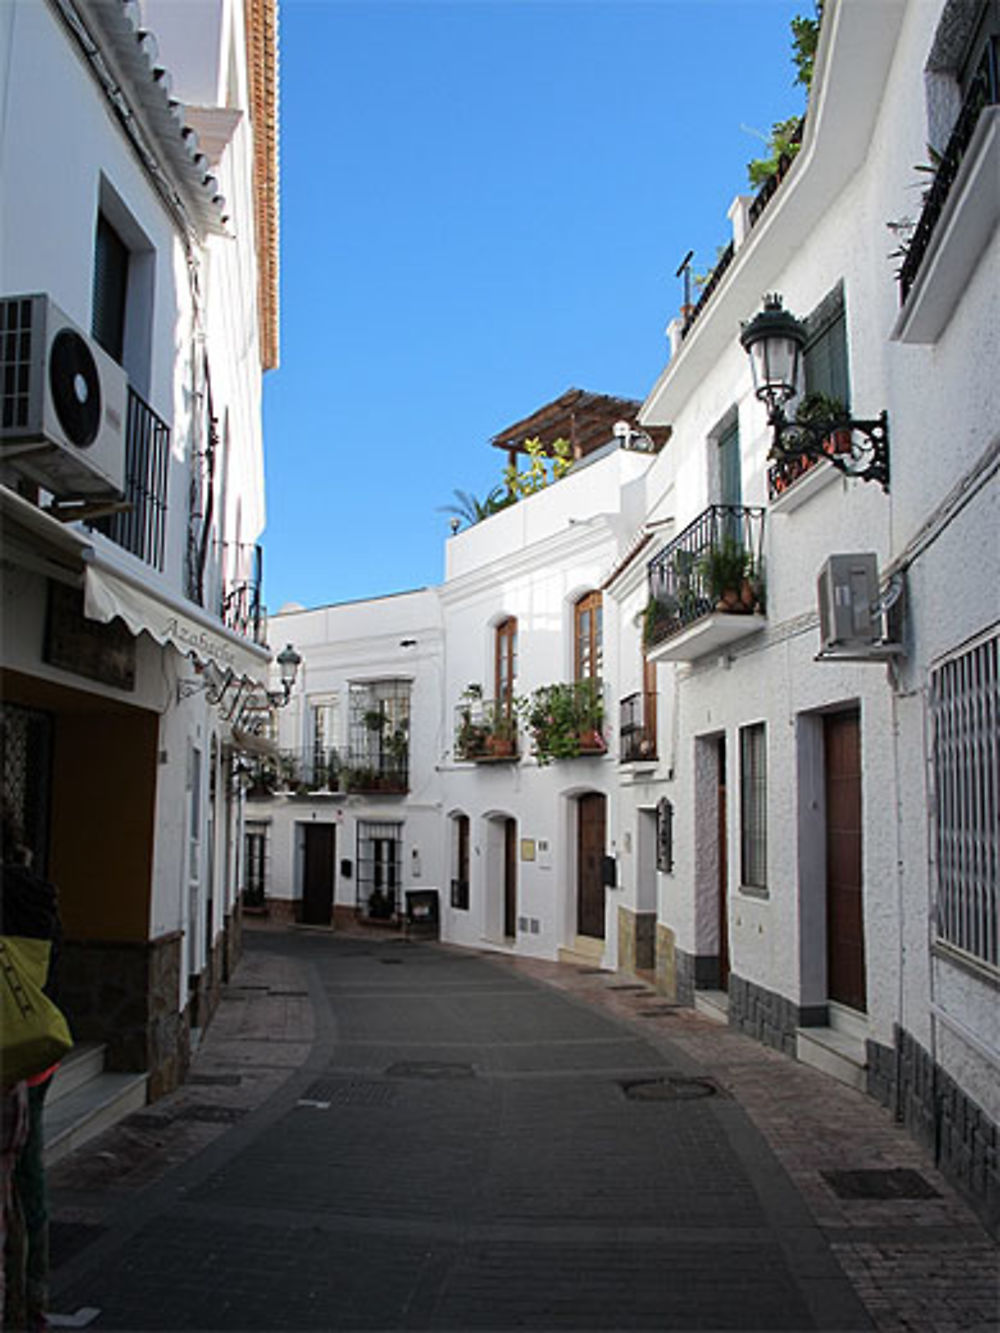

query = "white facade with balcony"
(0, 0), (277, 1098)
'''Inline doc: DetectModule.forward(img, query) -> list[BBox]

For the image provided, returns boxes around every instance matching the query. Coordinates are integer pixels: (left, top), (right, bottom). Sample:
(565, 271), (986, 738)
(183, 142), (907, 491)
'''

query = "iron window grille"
(91, 386), (169, 568)
(0, 702), (53, 878)
(357, 820), (403, 919)
(619, 691), (657, 763)
(347, 681), (411, 793)
(740, 723), (768, 891)
(220, 542), (264, 644)
(931, 632), (999, 971)
(244, 821), (269, 908)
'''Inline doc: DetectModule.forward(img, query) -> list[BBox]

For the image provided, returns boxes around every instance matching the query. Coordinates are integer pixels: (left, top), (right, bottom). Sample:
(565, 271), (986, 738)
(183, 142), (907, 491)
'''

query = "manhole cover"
(301, 1079), (396, 1106)
(821, 1168), (940, 1200)
(386, 1061), (476, 1080)
(621, 1076), (722, 1101)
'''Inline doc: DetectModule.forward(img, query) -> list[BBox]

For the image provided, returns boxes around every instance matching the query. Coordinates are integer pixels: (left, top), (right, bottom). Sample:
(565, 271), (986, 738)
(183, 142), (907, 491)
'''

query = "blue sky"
(262, 0), (809, 612)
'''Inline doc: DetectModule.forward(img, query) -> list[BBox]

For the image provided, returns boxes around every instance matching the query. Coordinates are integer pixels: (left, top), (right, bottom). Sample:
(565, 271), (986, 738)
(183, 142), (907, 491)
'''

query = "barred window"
(740, 723), (768, 891)
(932, 633), (999, 970)
(357, 820), (403, 919)
(244, 821), (269, 909)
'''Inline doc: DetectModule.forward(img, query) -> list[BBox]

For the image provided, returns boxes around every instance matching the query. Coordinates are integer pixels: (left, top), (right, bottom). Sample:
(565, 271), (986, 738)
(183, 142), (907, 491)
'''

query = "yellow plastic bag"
(0, 935), (73, 1087)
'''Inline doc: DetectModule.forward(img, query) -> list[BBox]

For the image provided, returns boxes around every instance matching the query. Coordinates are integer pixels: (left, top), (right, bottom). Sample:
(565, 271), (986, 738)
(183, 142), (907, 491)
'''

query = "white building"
(631, 0), (998, 1232)
(249, 0), (997, 1233)
(1, 0), (279, 1099)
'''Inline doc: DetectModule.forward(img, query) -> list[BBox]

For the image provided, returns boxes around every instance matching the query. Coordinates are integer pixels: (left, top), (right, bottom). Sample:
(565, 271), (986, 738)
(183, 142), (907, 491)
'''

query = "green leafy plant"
(698, 536), (752, 603)
(747, 116), (803, 189)
(521, 678), (604, 765)
(791, 4), (822, 90)
(438, 486), (513, 530)
(503, 437), (572, 500)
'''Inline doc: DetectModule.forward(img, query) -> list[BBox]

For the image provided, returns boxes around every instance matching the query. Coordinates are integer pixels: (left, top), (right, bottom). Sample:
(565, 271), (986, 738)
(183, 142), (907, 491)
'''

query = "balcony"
(344, 755), (408, 795)
(92, 386), (169, 568)
(522, 678), (606, 765)
(454, 693), (520, 763)
(895, 38), (999, 343)
(619, 692), (657, 764)
(645, 506), (766, 663)
(246, 747), (342, 798)
(221, 542), (265, 645)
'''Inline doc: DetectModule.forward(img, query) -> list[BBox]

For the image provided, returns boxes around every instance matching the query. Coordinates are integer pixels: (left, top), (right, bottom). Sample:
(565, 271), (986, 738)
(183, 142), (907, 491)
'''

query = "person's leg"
(14, 1079), (51, 1331)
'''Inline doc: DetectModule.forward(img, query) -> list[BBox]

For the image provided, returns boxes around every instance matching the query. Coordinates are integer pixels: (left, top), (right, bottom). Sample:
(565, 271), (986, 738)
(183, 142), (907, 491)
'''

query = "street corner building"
(0, 0), (280, 1119)
(247, 0), (999, 1237)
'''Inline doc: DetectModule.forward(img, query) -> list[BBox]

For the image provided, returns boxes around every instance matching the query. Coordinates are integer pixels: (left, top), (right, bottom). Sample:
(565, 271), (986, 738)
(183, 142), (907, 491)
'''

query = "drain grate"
(821, 1168), (940, 1200)
(187, 1073), (242, 1087)
(301, 1079), (397, 1107)
(386, 1061), (476, 1080)
(620, 1076), (723, 1102)
(175, 1104), (248, 1125)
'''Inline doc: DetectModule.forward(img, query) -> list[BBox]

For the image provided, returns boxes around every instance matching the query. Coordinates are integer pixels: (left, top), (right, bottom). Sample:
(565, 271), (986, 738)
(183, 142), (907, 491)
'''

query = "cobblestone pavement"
(46, 925), (998, 1332)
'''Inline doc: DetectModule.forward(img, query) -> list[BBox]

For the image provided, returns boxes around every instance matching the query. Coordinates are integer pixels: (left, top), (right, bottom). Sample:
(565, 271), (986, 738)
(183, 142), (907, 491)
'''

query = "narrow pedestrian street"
(48, 927), (998, 1331)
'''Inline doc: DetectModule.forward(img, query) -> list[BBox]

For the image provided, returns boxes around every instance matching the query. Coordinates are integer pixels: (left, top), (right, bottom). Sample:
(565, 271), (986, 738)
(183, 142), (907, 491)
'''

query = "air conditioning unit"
(0, 293), (126, 499)
(817, 553), (880, 653)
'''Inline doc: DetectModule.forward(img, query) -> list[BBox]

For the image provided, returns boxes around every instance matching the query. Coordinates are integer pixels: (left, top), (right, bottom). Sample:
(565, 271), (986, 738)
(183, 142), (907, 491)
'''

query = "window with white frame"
(931, 632), (999, 971)
(309, 694), (341, 787)
(740, 723), (768, 891)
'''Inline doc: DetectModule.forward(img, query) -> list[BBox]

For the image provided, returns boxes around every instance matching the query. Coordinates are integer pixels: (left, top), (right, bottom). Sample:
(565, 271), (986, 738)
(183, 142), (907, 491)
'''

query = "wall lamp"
(740, 295), (890, 491)
(613, 420), (658, 453)
(269, 643), (302, 706)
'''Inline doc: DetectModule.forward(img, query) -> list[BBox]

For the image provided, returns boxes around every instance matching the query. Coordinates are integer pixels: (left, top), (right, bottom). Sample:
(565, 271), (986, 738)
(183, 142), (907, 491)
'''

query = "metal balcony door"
(577, 793), (606, 939)
(302, 824), (335, 926)
(825, 711), (866, 1012)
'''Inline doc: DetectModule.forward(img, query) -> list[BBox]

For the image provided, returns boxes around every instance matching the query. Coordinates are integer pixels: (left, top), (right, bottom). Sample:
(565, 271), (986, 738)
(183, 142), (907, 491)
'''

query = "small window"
(357, 820), (403, 919)
(451, 814), (470, 910)
(574, 591), (603, 681)
(244, 821), (269, 908)
(495, 618), (517, 708)
(803, 285), (850, 410)
(932, 632), (999, 970)
(740, 723), (767, 891)
(92, 213), (129, 364)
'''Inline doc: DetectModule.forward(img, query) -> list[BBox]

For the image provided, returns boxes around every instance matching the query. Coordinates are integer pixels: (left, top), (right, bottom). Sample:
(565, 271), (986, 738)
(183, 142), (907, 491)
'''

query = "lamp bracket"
(769, 409), (890, 491)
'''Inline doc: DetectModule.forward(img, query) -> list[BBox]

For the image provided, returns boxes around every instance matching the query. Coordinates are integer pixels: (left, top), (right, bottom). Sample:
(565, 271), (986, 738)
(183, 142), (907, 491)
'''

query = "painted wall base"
(868, 1027), (999, 1239)
(617, 907), (655, 973)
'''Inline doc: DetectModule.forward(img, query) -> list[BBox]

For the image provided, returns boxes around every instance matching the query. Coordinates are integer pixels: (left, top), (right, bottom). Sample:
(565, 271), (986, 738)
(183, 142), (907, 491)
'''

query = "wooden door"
(503, 818), (517, 938)
(825, 711), (866, 1012)
(717, 738), (730, 988)
(302, 824), (335, 926)
(577, 793), (606, 939)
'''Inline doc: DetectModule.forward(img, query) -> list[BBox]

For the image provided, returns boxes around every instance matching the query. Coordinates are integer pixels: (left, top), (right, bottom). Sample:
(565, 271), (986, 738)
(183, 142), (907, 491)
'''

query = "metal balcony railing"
(646, 505), (766, 649)
(344, 753), (409, 795)
(453, 695), (520, 762)
(246, 747), (342, 797)
(92, 386), (169, 568)
(619, 692), (657, 763)
(899, 36), (999, 305)
(220, 542), (265, 645)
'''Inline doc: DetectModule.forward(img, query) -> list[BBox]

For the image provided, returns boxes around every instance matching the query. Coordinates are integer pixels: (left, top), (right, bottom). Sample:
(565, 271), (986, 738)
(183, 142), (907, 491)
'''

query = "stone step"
(46, 1043), (107, 1105)
(694, 990), (730, 1025)
(796, 1023), (868, 1093)
(43, 1070), (149, 1166)
(558, 935), (607, 970)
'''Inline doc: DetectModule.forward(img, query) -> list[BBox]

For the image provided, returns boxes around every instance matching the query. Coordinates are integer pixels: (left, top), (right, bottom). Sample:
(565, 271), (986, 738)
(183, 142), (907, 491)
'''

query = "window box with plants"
(521, 678), (605, 765)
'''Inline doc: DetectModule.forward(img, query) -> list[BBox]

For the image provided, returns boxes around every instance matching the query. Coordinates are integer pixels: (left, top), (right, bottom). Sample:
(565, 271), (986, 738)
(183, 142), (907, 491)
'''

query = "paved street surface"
(49, 926), (999, 1331)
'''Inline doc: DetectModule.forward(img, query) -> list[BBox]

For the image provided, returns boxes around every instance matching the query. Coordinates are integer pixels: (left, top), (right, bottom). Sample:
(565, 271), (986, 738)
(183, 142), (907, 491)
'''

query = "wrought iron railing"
(344, 753), (409, 795)
(682, 241), (735, 340)
(92, 386), (169, 568)
(899, 37), (999, 304)
(619, 692), (657, 763)
(246, 747), (342, 797)
(646, 505), (766, 648)
(453, 695), (520, 762)
(221, 542), (264, 644)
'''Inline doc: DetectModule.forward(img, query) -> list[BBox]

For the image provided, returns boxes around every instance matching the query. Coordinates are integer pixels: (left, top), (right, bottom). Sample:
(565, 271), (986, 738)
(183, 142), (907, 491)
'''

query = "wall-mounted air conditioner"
(0, 293), (126, 499)
(817, 553), (904, 660)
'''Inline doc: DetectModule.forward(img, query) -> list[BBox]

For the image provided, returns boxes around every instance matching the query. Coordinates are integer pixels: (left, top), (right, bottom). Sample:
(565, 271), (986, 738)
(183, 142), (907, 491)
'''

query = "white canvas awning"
(84, 561), (270, 686)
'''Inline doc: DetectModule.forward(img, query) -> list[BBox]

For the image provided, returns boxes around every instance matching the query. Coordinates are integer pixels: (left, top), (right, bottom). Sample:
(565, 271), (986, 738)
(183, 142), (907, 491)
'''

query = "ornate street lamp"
(273, 643), (302, 705)
(740, 295), (890, 490)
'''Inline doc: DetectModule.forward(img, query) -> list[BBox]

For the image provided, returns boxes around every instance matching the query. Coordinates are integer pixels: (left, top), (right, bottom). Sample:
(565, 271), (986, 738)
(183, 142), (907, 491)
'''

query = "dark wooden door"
(503, 818), (517, 938)
(717, 738), (730, 988)
(825, 711), (866, 1012)
(577, 793), (606, 939)
(302, 824), (335, 926)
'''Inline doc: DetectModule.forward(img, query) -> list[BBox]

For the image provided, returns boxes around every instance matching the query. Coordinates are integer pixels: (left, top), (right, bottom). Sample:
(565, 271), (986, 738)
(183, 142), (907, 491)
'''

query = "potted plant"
(484, 701), (519, 758)
(455, 684), (488, 759)
(521, 680), (604, 764)
(699, 535), (752, 612)
(795, 391), (851, 456)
